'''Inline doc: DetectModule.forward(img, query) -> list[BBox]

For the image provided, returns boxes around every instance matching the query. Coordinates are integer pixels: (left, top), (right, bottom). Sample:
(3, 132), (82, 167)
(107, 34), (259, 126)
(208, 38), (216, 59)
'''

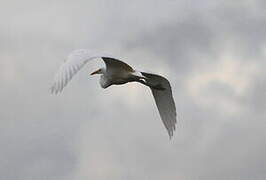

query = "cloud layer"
(1, 0), (266, 179)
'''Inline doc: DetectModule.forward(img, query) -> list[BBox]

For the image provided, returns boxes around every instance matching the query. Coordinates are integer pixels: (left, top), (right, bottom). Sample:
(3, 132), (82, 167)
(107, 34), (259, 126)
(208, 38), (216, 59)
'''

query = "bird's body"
(93, 57), (145, 88)
(99, 70), (133, 88)
(51, 49), (177, 138)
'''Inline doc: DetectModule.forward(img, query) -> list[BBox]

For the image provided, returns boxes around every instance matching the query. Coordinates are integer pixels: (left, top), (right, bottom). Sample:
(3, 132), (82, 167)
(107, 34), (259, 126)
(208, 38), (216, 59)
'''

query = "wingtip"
(168, 132), (173, 140)
(167, 124), (176, 140)
(50, 85), (60, 95)
(168, 131), (174, 140)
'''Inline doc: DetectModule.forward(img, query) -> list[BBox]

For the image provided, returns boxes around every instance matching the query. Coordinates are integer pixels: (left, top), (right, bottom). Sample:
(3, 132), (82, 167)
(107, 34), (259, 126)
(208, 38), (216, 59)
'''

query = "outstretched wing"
(102, 57), (134, 73)
(141, 72), (177, 139)
(51, 49), (131, 94)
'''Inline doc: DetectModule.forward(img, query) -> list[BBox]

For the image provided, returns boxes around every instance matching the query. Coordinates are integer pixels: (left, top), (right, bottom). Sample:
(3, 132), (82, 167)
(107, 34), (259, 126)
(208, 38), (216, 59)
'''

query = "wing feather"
(102, 57), (134, 73)
(51, 49), (126, 94)
(141, 72), (177, 138)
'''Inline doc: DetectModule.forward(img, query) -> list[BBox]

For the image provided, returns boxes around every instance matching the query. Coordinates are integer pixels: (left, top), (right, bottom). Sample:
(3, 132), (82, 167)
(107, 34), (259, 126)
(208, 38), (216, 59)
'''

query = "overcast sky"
(1, 0), (266, 179)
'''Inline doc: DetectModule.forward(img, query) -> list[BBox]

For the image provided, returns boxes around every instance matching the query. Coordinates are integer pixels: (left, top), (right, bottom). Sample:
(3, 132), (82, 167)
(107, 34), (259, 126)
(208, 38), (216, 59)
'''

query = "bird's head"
(90, 68), (104, 75)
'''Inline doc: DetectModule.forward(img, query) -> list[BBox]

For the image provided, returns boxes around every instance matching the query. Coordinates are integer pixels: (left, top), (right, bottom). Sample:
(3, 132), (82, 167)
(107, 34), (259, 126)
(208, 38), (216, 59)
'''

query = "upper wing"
(102, 57), (134, 73)
(141, 72), (177, 139)
(51, 49), (131, 94)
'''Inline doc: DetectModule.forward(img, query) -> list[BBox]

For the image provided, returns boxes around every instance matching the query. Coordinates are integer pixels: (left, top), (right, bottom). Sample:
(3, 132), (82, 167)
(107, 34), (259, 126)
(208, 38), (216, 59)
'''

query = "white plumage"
(51, 49), (177, 138)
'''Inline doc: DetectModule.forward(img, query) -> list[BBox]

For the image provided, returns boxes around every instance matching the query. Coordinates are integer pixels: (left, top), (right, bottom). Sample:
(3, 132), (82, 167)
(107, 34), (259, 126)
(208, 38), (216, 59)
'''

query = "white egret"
(51, 49), (177, 138)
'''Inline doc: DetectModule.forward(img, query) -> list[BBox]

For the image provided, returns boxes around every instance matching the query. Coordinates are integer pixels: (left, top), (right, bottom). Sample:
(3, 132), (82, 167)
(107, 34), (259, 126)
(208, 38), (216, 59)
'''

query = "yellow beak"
(90, 69), (101, 75)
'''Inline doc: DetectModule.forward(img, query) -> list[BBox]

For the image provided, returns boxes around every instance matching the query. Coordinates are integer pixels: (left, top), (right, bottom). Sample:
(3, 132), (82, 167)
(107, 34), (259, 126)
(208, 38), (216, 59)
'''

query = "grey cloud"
(1, 0), (266, 180)
(125, 16), (214, 74)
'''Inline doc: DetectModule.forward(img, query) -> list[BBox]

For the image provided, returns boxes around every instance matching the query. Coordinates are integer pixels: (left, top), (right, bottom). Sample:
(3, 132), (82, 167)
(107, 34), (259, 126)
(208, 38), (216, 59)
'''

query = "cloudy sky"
(1, 0), (266, 179)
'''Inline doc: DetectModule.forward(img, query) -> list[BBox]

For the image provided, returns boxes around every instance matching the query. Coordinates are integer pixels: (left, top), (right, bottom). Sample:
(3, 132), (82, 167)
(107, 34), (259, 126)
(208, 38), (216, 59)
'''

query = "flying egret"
(51, 49), (177, 138)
